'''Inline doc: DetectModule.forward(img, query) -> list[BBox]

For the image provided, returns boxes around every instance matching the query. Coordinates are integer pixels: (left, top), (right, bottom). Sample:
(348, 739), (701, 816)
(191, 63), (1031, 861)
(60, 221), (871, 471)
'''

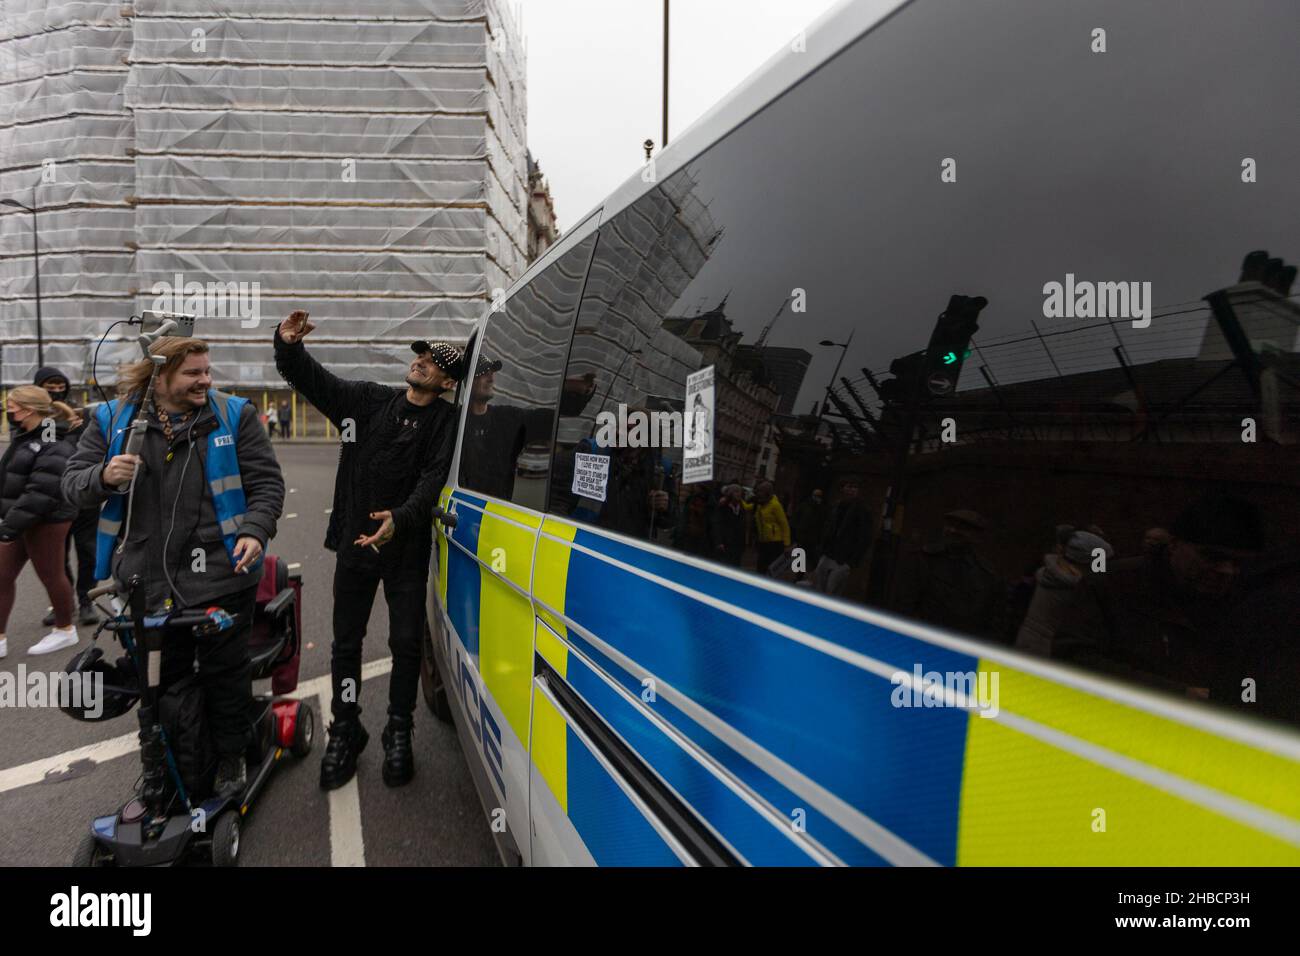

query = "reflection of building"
(558, 165), (722, 455)
(756, 347), (813, 415)
(527, 152), (559, 263)
(664, 299), (783, 482)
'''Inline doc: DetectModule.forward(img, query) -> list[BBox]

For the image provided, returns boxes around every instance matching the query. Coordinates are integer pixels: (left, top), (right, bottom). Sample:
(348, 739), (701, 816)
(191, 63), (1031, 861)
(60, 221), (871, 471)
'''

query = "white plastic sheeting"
(2, 0), (528, 386)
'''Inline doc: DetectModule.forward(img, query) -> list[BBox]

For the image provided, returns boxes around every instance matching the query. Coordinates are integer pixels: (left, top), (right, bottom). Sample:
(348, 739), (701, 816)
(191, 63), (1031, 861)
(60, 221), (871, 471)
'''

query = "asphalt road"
(0, 442), (499, 867)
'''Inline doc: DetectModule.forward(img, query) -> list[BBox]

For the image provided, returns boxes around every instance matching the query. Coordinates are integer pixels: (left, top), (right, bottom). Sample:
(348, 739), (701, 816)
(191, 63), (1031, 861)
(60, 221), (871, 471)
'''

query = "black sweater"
(273, 326), (457, 573)
(0, 420), (79, 535)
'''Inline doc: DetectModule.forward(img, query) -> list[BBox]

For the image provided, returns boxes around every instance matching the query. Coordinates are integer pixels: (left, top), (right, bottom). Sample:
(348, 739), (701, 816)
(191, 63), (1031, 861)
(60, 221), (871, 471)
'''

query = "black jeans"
(63, 507), (98, 604)
(330, 557), (427, 724)
(157, 588), (256, 758)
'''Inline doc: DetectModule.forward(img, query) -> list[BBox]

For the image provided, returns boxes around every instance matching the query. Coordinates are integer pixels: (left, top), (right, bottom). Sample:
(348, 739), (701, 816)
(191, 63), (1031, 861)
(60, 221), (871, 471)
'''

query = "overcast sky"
(519, 0), (843, 232)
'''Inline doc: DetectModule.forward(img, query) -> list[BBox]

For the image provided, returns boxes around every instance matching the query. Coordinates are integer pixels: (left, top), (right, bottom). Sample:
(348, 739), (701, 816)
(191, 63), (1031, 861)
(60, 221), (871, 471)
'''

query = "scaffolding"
(1, 0), (529, 387)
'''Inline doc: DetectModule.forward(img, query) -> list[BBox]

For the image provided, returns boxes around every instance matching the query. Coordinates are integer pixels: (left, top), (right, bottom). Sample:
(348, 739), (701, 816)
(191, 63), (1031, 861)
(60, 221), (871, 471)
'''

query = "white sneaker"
(27, 627), (79, 656)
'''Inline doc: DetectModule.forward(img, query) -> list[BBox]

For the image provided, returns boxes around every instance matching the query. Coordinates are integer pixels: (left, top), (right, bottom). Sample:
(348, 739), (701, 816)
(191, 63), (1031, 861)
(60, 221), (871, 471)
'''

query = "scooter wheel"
(291, 701), (315, 758)
(72, 832), (111, 867)
(211, 813), (241, 867)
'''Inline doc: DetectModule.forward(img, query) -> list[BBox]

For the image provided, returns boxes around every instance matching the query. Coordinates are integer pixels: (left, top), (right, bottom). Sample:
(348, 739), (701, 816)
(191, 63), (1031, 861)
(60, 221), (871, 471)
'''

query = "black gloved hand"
(0, 526), (17, 543)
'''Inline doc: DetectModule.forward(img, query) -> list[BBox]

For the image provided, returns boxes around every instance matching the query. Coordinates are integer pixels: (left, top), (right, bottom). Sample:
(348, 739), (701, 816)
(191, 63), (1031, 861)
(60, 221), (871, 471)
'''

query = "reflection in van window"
(458, 233), (598, 509)
(542, 0), (1299, 727)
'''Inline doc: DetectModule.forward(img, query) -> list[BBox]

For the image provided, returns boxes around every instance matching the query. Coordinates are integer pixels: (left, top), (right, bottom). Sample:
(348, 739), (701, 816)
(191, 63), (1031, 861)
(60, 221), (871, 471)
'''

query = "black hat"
(33, 366), (69, 389)
(411, 341), (464, 377)
(475, 355), (503, 377)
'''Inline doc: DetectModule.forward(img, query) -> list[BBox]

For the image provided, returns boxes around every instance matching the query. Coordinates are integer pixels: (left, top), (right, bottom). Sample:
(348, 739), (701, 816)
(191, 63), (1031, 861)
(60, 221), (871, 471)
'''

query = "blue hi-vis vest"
(94, 390), (255, 581)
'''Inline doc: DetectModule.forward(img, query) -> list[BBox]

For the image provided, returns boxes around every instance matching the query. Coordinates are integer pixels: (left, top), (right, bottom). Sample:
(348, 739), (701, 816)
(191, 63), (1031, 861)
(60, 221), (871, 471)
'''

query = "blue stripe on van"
(566, 730), (685, 867)
(446, 542), (482, 660)
(576, 529), (980, 676)
(562, 529), (970, 866)
(449, 490), (487, 552)
(561, 626), (889, 866)
(563, 643), (840, 865)
(445, 491), (488, 659)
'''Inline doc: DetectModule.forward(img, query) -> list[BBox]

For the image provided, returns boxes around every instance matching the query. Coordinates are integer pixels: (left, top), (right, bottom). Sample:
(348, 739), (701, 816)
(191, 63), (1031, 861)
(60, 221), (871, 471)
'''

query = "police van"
(423, 0), (1300, 865)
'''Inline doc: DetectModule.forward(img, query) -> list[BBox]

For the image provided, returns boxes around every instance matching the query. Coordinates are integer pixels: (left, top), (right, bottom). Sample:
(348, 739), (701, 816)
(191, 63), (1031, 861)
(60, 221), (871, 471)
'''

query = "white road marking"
(324, 690), (366, 867)
(287, 562), (302, 570)
(0, 657), (393, 800)
(285, 513), (298, 519)
(324, 509), (332, 515)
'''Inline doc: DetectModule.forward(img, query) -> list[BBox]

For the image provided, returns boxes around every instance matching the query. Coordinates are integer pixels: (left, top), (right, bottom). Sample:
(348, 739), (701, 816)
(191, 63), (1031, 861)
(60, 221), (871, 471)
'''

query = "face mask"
(7, 412), (24, 431)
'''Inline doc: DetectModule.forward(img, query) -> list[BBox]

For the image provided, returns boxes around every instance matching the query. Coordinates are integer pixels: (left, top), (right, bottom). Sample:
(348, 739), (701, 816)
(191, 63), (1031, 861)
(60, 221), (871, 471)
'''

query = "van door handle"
(433, 505), (458, 529)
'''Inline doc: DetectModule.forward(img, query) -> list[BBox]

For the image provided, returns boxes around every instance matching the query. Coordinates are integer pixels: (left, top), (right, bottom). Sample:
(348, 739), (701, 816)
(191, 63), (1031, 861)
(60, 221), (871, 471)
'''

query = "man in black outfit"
(274, 309), (461, 789)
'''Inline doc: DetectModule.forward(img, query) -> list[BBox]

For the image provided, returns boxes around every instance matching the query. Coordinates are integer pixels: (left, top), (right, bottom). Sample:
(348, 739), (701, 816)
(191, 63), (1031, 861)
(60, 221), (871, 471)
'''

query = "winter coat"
(1014, 554), (1114, 660)
(748, 496), (791, 547)
(821, 499), (871, 565)
(61, 393), (284, 607)
(0, 420), (78, 535)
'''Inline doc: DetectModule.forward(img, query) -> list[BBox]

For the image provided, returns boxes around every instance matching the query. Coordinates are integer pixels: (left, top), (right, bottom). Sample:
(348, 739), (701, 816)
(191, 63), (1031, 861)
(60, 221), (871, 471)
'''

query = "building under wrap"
(1, 0), (529, 389)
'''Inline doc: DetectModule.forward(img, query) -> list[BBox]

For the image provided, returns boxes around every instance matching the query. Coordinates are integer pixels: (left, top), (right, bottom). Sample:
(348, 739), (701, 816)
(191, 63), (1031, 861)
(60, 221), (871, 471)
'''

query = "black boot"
(319, 714), (368, 791)
(77, 601), (100, 626)
(381, 714), (415, 787)
(215, 755), (247, 799)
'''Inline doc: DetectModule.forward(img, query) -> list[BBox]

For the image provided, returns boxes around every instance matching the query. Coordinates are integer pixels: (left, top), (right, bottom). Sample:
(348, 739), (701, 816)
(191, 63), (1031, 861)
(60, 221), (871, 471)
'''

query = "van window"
(458, 232), (598, 509)
(545, 0), (1300, 726)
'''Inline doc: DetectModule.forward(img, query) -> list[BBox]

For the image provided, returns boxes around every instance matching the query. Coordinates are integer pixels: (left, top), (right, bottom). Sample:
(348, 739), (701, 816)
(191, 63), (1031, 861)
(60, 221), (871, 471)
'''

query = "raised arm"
(273, 310), (391, 427)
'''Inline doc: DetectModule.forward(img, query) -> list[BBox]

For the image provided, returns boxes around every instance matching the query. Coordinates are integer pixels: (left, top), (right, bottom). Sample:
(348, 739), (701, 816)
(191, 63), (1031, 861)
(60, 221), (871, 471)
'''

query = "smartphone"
(139, 310), (197, 338)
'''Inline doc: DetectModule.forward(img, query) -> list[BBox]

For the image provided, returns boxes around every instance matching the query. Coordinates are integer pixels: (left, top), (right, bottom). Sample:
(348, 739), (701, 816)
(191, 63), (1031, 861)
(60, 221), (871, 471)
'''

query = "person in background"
(278, 399), (291, 440)
(792, 487), (827, 576)
(746, 480), (790, 574)
(673, 485), (714, 558)
(813, 479), (871, 596)
(264, 401), (278, 437)
(710, 483), (747, 566)
(0, 386), (82, 658)
(33, 367), (100, 627)
(1015, 529), (1115, 661)
(1105, 494), (1269, 708)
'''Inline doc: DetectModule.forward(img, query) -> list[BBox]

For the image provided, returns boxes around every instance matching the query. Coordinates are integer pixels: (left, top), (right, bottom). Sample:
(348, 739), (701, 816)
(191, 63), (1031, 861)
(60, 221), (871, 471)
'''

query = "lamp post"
(816, 329), (854, 418)
(2, 196), (44, 368)
(662, 0), (670, 148)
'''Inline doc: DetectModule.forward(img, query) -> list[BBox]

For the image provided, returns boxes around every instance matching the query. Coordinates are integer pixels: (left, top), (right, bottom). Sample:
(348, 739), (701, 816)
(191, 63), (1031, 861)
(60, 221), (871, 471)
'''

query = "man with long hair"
(62, 336), (285, 798)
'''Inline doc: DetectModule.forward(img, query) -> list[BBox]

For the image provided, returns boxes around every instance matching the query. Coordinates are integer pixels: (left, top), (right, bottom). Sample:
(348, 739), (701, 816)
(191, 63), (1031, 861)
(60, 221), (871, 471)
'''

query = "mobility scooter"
(63, 554), (312, 866)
